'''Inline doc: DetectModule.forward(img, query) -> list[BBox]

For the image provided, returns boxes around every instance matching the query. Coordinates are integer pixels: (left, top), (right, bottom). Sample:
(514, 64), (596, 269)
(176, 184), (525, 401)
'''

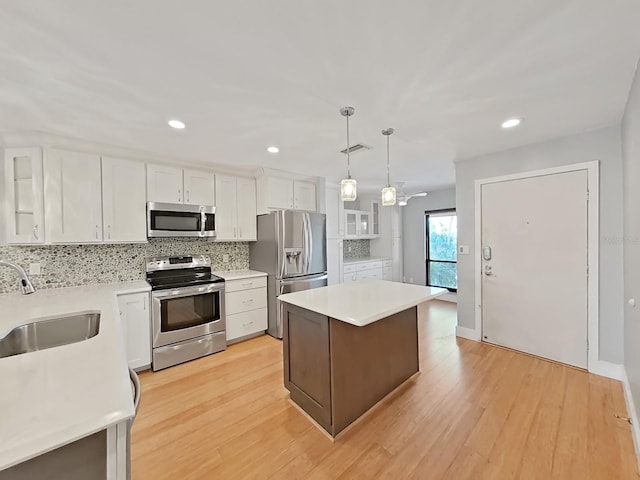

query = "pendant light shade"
(340, 106), (357, 201)
(381, 128), (396, 206)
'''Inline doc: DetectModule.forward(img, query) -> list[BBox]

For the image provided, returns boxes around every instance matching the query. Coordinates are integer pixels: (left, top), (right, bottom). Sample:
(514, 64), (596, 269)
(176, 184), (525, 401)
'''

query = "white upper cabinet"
(215, 174), (238, 240)
(146, 164), (183, 203)
(4, 147), (45, 244)
(266, 176), (294, 209)
(256, 172), (318, 214)
(45, 149), (103, 243)
(293, 180), (317, 211)
(183, 168), (215, 205)
(236, 177), (257, 241)
(215, 174), (257, 242)
(370, 200), (380, 238)
(102, 157), (147, 243)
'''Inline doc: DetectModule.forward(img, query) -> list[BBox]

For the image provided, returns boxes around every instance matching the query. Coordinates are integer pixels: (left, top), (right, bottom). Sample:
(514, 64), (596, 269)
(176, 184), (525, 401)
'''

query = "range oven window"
(150, 210), (201, 232)
(160, 291), (221, 331)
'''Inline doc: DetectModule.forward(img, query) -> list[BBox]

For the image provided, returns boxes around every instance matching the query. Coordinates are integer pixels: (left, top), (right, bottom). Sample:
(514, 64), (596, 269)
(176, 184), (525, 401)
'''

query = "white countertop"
(343, 257), (390, 264)
(278, 280), (447, 326)
(0, 280), (150, 470)
(213, 269), (268, 280)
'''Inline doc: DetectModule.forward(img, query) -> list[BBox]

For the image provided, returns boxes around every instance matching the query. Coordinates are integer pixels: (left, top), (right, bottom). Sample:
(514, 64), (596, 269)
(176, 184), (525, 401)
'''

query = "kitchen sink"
(0, 312), (100, 358)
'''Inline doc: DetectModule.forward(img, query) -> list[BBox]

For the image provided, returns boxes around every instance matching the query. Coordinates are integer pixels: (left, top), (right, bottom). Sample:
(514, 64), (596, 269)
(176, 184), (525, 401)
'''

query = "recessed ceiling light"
(501, 118), (522, 129)
(267, 146), (279, 153)
(168, 119), (186, 129)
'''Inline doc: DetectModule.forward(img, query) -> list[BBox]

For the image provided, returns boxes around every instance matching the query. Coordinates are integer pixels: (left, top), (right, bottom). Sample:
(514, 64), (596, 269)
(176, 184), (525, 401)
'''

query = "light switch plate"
(458, 245), (470, 255)
(222, 254), (230, 263)
(29, 263), (42, 275)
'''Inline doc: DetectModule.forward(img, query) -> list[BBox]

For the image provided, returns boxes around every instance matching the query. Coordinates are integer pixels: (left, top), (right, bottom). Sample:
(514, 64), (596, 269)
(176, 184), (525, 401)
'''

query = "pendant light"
(381, 128), (396, 206)
(340, 106), (357, 201)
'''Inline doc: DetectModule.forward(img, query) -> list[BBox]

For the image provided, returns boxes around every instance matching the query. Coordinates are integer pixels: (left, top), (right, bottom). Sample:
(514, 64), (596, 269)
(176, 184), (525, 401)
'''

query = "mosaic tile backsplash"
(343, 239), (370, 260)
(0, 239), (250, 294)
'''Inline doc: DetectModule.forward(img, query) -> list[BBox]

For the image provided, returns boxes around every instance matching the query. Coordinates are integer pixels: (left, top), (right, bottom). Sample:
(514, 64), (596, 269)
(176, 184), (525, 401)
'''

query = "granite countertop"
(278, 280), (446, 327)
(0, 280), (150, 470)
(213, 269), (268, 280)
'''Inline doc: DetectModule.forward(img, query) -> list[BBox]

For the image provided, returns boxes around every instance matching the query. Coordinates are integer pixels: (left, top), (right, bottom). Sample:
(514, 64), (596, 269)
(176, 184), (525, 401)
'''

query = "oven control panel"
(146, 255), (211, 272)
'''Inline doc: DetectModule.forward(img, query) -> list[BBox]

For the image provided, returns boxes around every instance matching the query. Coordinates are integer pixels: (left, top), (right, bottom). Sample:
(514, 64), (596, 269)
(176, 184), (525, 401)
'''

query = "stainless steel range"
(146, 255), (226, 371)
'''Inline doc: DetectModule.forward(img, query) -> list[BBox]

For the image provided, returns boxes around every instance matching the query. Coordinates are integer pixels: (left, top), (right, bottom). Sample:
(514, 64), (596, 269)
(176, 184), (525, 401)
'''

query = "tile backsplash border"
(0, 239), (249, 294)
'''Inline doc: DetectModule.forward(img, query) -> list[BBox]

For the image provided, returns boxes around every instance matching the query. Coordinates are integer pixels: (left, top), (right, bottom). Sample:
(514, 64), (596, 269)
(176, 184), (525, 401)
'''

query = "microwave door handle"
(201, 211), (206, 236)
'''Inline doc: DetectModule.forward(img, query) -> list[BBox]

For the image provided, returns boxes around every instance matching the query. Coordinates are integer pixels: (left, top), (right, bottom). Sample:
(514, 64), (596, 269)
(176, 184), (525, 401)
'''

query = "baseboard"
(455, 326), (480, 341)
(622, 368), (640, 473)
(589, 360), (625, 380)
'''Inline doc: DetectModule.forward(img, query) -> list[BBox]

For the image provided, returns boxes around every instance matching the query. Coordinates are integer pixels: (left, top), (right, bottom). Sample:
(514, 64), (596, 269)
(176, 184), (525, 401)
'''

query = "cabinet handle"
(234, 227), (237, 238)
(107, 225), (111, 240)
(242, 298), (254, 305)
(186, 190), (190, 203)
(239, 227), (242, 238)
(33, 224), (39, 240)
(242, 321), (254, 327)
(178, 189), (181, 202)
(95, 225), (99, 239)
(241, 282), (253, 287)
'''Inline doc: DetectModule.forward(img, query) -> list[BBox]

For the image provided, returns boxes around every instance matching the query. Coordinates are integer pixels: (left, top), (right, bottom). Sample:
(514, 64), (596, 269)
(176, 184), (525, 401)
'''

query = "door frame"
(472, 161), (600, 374)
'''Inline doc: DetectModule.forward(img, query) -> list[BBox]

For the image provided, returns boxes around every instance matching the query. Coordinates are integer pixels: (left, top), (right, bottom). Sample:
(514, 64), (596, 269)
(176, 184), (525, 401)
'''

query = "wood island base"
(282, 303), (419, 437)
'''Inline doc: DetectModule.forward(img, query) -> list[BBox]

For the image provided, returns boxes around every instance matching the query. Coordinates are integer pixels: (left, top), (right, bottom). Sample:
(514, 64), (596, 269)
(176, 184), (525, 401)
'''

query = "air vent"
(340, 143), (372, 155)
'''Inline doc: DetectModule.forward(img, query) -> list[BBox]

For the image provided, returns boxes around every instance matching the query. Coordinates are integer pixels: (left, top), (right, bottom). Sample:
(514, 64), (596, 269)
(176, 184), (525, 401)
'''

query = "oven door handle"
(152, 284), (224, 299)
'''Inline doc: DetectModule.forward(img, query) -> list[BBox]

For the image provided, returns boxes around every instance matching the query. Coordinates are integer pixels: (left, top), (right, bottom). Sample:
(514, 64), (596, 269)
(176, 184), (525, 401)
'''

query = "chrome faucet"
(0, 261), (36, 295)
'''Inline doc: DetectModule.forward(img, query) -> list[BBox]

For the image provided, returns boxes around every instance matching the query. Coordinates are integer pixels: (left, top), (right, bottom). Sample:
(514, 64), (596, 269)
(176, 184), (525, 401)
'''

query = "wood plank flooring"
(132, 301), (639, 479)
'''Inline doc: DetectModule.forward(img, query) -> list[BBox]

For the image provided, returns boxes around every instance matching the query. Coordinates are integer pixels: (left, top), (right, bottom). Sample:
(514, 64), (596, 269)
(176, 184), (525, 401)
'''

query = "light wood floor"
(132, 301), (639, 479)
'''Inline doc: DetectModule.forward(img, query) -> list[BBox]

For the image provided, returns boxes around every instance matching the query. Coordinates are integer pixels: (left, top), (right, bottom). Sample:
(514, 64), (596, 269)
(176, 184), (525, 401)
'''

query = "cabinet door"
(45, 149), (103, 243)
(214, 174), (238, 240)
(183, 168), (215, 205)
(236, 177), (257, 241)
(371, 200), (380, 237)
(359, 212), (371, 237)
(146, 164), (183, 203)
(118, 292), (151, 370)
(382, 266), (392, 281)
(267, 176), (294, 209)
(294, 180), (317, 211)
(102, 157), (147, 243)
(4, 147), (45, 244)
(344, 210), (358, 238)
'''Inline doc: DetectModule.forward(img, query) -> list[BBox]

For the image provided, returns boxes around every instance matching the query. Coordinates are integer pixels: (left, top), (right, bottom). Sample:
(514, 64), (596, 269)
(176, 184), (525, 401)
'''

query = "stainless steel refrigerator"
(250, 210), (327, 338)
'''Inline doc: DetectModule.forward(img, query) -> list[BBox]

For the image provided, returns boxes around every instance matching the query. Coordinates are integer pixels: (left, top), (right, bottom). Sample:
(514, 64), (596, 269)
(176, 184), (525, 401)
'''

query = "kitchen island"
(278, 280), (446, 437)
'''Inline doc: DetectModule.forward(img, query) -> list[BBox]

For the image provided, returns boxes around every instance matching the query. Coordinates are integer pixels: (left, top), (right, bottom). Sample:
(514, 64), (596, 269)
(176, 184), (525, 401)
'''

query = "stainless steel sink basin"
(0, 312), (100, 358)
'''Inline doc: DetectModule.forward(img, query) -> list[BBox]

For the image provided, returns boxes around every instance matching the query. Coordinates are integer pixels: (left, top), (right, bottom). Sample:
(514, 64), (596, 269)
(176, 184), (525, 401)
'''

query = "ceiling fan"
(396, 182), (427, 206)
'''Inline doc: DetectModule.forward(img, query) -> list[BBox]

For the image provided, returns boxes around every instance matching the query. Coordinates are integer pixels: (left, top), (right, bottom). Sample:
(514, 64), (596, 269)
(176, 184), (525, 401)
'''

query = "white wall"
(455, 125), (624, 364)
(401, 188), (456, 286)
(0, 149), (6, 246)
(623, 61), (640, 422)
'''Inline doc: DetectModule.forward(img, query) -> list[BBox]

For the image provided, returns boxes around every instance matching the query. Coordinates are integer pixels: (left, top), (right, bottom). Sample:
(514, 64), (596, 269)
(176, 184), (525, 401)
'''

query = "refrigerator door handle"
(304, 213), (312, 274)
(279, 273), (328, 287)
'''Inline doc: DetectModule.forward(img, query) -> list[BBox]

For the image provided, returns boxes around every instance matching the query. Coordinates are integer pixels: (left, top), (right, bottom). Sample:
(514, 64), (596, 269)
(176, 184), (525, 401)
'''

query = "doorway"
(477, 165), (596, 369)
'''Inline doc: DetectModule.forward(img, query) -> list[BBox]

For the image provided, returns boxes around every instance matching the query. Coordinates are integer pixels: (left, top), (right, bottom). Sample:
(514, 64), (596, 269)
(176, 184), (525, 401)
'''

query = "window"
(426, 209), (457, 291)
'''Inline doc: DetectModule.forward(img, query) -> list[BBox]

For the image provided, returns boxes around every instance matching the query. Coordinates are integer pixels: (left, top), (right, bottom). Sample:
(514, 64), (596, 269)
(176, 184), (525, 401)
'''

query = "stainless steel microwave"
(147, 202), (216, 238)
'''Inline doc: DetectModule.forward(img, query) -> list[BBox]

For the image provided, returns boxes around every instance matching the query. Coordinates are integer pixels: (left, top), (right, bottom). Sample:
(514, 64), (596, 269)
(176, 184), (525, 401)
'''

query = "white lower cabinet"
(117, 292), (151, 370)
(225, 276), (267, 343)
(343, 259), (391, 283)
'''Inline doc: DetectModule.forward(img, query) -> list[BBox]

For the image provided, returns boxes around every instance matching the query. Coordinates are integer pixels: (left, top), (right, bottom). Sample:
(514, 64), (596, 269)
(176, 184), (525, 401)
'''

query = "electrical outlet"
(29, 263), (42, 275)
(348, 246), (352, 252)
(458, 245), (470, 255)
(222, 254), (230, 263)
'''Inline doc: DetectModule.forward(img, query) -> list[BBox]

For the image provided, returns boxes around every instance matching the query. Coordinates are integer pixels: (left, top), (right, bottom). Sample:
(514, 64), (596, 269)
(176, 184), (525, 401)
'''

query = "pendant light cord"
(386, 133), (390, 187)
(346, 113), (351, 179)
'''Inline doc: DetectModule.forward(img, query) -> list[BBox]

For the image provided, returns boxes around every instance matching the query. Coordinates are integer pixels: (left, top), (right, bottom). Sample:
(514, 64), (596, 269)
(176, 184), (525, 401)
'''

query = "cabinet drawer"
(343, 272), (358, 283)
(382, 259), (392, 268)
(226, 288), (267, 315)
(357, 261), (383, 272)
(225, 276), (267, 293)
(343, 264), (357, 274)
(226, 308), (268, 341)
(357, 268), (382, 280)
(382, 266), (392, 280)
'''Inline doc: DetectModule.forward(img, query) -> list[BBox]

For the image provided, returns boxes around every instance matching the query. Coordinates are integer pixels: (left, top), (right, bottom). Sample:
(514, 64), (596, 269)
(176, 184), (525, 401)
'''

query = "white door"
(481, 170), (588, 368)
(214, 174), (238, 240)
(102, 157), (147, 243)
(4, 147), (45, 244)
(45, 149), (103, 243)
(118, 292), (151, 370)
(147, 164), (183, 203)
(236, 177), (257, 240)
(267, 177), (294, 209)
(293, 180), (317, 211)
(183, 168), (215, 205)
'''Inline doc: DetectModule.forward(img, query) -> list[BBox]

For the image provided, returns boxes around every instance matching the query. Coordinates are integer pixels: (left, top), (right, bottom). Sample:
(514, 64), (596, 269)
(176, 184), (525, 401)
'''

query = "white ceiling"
(1, 1), (639, 193)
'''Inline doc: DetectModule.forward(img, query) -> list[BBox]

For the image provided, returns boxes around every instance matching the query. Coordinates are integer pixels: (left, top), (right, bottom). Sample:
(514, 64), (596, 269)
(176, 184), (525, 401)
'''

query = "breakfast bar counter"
(278, 280), (446, 437)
